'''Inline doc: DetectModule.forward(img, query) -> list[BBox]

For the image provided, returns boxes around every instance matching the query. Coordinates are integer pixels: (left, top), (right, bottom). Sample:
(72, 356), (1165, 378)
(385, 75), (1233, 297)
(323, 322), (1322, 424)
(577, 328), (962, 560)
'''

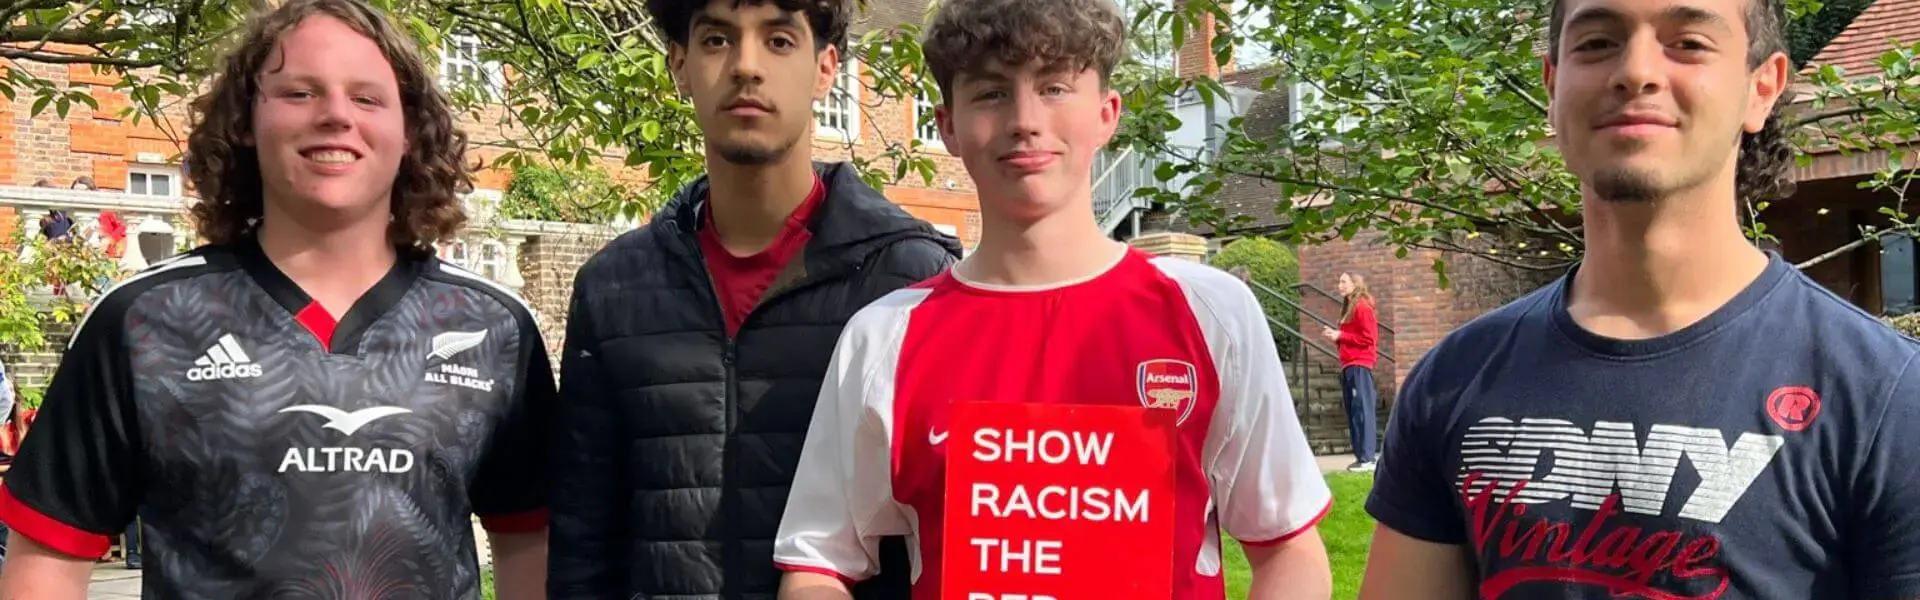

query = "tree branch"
(1419, 237), (1574, 271)
(0, 48), (162, 67)
(0, 26), (136, 46)
(1790, 105), (1875, 129)
(1794, 227), (1907, 270)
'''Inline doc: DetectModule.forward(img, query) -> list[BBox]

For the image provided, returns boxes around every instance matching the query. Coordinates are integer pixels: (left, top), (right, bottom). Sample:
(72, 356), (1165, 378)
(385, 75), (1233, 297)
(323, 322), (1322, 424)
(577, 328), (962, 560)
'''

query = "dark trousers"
(123, 518), (142, 566)
(1341, 365), (1379, 462)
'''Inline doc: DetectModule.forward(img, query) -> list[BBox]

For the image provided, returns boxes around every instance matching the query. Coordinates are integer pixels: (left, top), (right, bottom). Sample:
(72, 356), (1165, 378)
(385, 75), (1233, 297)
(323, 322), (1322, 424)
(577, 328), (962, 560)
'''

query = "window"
(436, 238), (510, 283)
(440, 239), (470, 265)
(1884, 234), (1918, 316)
(915, 88), (942, 146)
(127, 166), (180, 197)
(441, 34), (501, 95)
(477, 240), (506, 281)
(814, 56), (859, 139)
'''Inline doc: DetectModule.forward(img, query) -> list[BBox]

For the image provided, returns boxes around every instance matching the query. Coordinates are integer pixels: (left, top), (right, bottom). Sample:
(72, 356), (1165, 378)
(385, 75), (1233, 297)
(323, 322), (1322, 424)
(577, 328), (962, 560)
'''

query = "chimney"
(1174, 0), (1234, 80)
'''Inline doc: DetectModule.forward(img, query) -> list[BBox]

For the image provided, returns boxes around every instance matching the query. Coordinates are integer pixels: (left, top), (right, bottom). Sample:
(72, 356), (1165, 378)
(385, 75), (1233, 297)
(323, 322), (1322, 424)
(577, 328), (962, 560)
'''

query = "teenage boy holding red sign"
(771, 0), (1334, 598)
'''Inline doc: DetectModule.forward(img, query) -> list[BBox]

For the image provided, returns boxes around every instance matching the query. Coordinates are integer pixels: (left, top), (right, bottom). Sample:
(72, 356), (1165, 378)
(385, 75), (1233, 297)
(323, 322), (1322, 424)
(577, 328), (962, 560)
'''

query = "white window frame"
(440, 239), (470, 265)
(914, 86), (943, 148)
(476, 239), (508, 281)
(464, 189), (504, 223)
(126, 164), (182, 198)
(441, 33), (503, 96)
(813, 55), (860, 141)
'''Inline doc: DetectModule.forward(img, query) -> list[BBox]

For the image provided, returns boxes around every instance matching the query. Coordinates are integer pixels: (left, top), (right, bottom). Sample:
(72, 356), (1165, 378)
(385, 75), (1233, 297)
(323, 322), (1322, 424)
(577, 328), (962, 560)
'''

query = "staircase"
(1231, 277), (1398, 456)
(1092, 147), (1197, 238)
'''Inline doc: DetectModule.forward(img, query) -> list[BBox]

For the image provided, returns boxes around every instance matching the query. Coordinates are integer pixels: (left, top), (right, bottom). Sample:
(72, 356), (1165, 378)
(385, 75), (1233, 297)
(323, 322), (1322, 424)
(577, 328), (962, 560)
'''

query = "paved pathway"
(86, 459), (1363, 598)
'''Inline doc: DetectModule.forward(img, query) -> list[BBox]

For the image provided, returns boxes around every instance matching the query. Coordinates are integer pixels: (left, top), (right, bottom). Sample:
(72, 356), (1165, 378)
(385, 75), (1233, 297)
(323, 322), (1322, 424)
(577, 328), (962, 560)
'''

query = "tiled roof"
(1173, 89), (1295, 237)
(1809, 0), (1920, 76)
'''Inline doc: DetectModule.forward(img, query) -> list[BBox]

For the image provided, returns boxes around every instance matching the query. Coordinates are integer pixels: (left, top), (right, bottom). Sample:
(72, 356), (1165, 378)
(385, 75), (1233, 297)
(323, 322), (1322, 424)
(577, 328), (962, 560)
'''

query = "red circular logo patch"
(1766, 386), (1821, 432)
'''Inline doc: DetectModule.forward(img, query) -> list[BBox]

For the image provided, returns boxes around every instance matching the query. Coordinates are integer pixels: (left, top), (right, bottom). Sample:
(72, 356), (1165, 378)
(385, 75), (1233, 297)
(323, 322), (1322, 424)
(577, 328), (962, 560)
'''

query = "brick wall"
(1, 321), (73, 399)
(808, 62), (981, 247)
(1172, 0), (1232, 80)
(1297, 232), (1556, 392)
(515, 225), (621, 369)
(7, 62), (195, 190)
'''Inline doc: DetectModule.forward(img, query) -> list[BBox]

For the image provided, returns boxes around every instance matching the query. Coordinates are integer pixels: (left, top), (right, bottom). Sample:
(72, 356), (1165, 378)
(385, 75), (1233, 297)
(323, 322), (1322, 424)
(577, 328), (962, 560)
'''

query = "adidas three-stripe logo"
(187, 334), (264, 382)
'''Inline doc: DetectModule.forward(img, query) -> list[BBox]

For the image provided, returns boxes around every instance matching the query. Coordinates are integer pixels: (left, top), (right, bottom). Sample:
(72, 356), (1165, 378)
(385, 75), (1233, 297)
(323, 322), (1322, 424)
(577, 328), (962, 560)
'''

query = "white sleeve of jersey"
(1154, 258), (1334, 545)
(774, 291), (920, 582)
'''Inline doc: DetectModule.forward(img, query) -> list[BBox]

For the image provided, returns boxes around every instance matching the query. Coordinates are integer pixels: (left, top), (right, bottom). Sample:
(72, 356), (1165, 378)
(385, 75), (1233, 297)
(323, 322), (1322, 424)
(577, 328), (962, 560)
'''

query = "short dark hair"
(185, 0), (472, 251)
(1546, 0), (1796, 205)
(920, 0), (1128, 104)
(645, 0), (851, 54)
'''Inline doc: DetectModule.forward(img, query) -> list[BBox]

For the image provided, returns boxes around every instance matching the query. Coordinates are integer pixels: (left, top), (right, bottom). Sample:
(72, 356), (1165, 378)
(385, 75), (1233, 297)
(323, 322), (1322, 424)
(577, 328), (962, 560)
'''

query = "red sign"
(941, 402), (1177, 600)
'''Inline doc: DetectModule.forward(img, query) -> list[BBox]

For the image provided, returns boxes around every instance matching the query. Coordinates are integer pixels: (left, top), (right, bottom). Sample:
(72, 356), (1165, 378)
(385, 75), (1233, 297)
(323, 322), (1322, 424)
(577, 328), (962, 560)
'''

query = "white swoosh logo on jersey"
(427, 330), (488, 361)
(279, 405), (414, 436)
(929, 429), (949, 445)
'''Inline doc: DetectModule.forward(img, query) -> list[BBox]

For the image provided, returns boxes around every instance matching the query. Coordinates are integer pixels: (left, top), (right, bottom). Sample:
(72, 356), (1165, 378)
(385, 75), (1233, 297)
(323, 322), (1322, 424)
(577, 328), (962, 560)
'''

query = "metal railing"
(1091, 146), (1206, 236)
(1225, 275), (1397, 400)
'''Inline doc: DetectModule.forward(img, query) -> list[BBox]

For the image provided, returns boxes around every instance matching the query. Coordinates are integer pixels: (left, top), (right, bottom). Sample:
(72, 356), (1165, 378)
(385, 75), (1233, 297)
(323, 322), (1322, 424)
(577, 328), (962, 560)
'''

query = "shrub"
(1209, 237), (1302, 360)
(1885, 313), (1920, 340)
(498, 162), (659, 225)
(0, 235), (123, 410)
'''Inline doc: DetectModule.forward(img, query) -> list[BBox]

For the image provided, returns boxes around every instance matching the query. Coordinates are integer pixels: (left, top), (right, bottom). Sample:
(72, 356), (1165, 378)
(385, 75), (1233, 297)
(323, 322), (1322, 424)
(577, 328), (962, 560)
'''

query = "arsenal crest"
(1137, 359), (1198, 426)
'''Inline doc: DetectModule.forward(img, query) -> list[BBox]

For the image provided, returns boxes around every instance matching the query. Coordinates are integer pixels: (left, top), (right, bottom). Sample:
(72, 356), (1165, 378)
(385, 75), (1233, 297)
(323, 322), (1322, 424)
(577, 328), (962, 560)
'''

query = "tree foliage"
(1106, 0), (1918, 287)
(1207, 236), (1302, 359)
(498, 162), (649, 224)
(2, 0), (1914, 291)
(0, 236), (123, 409)
(0, 0), (944, 217)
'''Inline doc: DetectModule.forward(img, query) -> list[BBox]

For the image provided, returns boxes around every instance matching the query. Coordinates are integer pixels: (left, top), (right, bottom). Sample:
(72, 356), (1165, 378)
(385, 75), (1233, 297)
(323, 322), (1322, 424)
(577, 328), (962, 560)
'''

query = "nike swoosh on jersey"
(929, 430), (949, 445)
(278, 405), (414, 436)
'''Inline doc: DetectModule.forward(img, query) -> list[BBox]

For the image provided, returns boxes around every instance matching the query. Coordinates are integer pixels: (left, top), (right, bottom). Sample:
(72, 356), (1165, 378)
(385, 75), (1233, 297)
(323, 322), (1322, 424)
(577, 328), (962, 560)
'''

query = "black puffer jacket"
(549, 162), (962, 599)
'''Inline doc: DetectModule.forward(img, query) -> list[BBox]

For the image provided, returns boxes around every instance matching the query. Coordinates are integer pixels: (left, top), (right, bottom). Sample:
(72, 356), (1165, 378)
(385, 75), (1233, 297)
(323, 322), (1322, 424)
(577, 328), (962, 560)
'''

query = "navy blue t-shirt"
(1367, 252), (1920, 599)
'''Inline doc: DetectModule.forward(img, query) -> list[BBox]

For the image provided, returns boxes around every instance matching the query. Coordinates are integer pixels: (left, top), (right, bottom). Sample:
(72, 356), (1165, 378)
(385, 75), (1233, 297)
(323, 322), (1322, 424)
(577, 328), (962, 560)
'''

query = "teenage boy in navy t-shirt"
(1358, 0), (1920, 598)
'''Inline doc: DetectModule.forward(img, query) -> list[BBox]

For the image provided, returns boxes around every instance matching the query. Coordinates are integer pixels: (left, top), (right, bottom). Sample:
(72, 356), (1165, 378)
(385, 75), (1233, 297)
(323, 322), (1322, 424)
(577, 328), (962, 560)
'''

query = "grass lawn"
(1223, 472), (1376, 599)
(483, 473), (1377, 600)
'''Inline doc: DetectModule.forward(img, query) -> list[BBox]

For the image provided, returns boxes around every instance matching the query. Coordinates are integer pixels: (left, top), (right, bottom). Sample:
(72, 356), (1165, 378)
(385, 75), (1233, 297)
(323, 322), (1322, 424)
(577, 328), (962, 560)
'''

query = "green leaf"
(29, 94), (50, 118)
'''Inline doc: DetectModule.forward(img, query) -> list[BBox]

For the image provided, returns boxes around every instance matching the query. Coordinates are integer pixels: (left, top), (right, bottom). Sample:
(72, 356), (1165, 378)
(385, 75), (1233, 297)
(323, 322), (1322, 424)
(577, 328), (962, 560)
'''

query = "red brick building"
(0, 0), (980, 248)
(0, 0), (980, 390)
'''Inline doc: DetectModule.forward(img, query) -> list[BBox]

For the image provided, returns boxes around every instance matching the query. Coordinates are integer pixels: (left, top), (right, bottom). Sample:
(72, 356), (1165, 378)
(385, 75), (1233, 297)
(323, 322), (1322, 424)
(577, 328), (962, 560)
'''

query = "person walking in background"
(1322, 272), (1378, 473)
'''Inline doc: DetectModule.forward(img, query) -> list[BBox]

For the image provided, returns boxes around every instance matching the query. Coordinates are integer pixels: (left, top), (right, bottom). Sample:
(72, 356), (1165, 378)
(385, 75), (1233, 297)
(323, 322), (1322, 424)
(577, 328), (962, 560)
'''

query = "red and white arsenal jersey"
(773, 246), (1333, 599)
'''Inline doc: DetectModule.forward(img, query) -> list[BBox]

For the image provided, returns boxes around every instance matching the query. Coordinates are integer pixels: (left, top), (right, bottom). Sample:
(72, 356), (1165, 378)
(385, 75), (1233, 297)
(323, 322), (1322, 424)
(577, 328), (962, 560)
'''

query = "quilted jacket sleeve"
(867, 236), (958, 289)
(546, 274), (626, 598)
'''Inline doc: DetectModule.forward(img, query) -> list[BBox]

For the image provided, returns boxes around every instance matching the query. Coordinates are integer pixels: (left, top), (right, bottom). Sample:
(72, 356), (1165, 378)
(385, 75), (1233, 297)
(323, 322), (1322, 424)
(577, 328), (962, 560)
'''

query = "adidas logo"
(188, 334), (263, 382)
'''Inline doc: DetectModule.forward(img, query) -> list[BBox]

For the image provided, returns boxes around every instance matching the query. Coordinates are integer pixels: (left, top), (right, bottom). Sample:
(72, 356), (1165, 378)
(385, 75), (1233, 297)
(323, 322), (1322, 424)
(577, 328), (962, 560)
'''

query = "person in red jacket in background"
(1322, 271), (1379, 472)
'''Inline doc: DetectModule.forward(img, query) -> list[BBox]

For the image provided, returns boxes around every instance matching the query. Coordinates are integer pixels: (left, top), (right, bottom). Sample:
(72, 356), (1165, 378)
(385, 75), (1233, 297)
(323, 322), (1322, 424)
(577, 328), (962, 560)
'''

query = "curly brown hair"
(185, 0), (471, 252)
(1546, 0), (1796, 206)
(920, 0), (1128, 104)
